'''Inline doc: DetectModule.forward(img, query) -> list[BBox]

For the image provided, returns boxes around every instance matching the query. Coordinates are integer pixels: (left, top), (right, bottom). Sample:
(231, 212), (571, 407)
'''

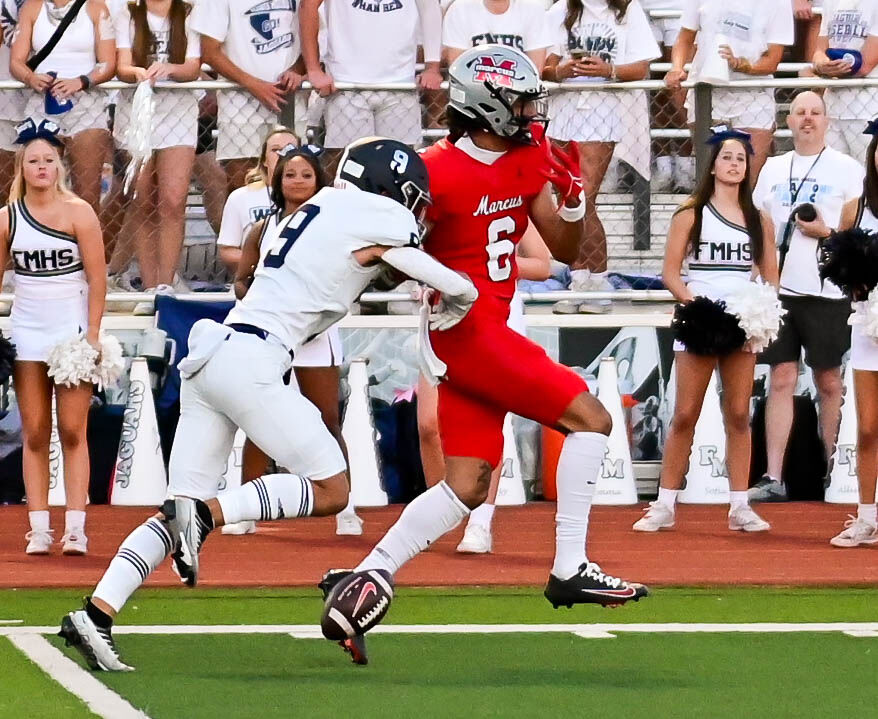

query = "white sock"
(29, 510), (50, 533)
(467, 502), (495, 529)
(65, 510), (86, 534)
(656, 487), (678, 511)
(357, 482), (469, 575)
(217, 474), (314, 524)
(551, 431), (606, 580)
(729, 491), (749, 511)
(93, 517), (173, 613)
(857, 503), (877, 526)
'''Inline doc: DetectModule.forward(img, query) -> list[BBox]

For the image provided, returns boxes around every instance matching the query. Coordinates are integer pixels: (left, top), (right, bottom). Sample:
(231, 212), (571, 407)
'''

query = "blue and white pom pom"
(46, 333), (125, 389)
(724, 280), (786, 353)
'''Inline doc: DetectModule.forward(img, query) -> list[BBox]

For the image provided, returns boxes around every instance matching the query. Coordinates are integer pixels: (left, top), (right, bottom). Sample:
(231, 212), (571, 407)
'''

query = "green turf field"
(2, 587), (877, 719)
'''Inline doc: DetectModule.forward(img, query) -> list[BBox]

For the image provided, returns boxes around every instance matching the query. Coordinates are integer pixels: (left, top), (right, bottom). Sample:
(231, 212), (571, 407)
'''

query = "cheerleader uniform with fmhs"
(850, 202), (878, 371)
(674, 203), (754, 352)
(8, 200), (88, 362)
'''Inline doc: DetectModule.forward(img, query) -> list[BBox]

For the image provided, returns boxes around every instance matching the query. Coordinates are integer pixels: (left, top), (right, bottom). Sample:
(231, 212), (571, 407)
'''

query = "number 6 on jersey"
(486, 216), (515, 282)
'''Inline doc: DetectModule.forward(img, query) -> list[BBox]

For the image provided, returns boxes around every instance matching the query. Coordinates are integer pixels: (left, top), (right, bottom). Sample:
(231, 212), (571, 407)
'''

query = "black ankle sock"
(85, 599), (113, 629)
(195, 500), (215, 530)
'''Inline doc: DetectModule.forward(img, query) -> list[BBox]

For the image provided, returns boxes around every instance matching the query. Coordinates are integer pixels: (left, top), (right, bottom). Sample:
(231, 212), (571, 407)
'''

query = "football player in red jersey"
(320, 45), (647, 662)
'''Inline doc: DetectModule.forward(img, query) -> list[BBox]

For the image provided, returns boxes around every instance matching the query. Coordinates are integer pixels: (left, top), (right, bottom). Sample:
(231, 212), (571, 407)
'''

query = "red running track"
(0, 503), (875, 588)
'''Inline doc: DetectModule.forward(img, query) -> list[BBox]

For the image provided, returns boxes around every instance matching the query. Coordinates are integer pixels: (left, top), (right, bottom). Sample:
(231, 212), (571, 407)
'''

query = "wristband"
(558, 193), (586, 222)
(79, 75), (91, 90)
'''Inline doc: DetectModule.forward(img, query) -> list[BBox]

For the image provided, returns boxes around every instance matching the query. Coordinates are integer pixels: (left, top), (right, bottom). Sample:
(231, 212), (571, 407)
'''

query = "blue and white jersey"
(8, 199), (86, 299)
(686, 203), (754, 301)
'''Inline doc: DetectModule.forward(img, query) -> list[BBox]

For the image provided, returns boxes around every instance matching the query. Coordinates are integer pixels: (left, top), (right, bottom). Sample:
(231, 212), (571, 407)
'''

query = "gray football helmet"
(447, 44), (548, 144)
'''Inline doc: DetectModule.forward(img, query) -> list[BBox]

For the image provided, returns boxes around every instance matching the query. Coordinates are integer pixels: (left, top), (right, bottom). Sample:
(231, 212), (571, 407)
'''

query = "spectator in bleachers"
(666, 0), (794, 182)
(543, 0), (659, 314)
(0, 119), (106, 555)
(749, 91), (863, 502)
(633, 128), (776, 533)
(300, 0), (442, 160)
(216, 125), (297, 274)
(11, 0), (116, 215)
(191, 0), (303, 193)
(0, 0), (26, 204)
(829, 119), (878, 548)
(813, 0), (878, 163)
(114, 0), (201, 294)
(442, 0), (551, 70)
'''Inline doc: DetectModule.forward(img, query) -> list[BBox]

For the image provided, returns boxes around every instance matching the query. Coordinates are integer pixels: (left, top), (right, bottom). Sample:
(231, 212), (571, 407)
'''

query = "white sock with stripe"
(356, 482), (469, 575)
(551, 431), (606, 580)
(217, 474), (314, 525)
(93, 517), (173, 613)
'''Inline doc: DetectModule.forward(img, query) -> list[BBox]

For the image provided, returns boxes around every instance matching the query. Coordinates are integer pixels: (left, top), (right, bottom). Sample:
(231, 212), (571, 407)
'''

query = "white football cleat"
(221, 520), (257, 536)
(25, 529), (53, 555)
(830, 516), (878, 548)
(336, 512), (364, 536)
(62, 531), (88, 555)
(728, 505), (770, 532)
(456, 522), (493, 553)
(632, 502), (675, 532)
(59, 609), (133, 672)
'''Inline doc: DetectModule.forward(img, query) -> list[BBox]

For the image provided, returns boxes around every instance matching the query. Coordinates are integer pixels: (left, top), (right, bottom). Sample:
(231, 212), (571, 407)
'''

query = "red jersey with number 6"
(421, 138), (547, 308)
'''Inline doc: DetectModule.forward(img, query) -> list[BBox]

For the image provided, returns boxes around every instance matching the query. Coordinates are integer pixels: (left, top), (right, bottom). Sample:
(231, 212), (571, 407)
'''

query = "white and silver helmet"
(447, 44), (548, 144)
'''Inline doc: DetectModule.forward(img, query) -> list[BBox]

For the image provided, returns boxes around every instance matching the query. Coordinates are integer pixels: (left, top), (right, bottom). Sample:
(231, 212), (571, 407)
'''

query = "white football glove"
(427, 285), (479, 331)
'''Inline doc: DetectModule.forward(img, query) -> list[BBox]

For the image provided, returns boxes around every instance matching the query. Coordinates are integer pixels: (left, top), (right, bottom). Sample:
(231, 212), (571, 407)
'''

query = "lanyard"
(788, 148), (825, 206)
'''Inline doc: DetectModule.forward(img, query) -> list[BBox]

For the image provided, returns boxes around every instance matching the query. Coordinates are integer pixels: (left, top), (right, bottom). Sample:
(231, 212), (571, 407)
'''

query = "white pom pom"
(93, 332), (125, 390)
(122, 81), (155, 195)
(725, 280), (787, 353)
(853, 288), (878, 340)
(46, 335), (99, 387)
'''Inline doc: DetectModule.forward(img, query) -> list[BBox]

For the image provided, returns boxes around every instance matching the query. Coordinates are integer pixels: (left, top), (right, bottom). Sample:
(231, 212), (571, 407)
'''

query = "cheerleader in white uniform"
(633, 129), (778, 534)
(226, 143), (350, 536)
(417, 222), (552, 554)
(830, 120), (878, 547)
(0, 118), (107, 555)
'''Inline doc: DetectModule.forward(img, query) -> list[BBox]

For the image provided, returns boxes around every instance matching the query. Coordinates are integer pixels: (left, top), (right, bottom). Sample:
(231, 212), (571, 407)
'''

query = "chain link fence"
(0, 76), (875, 295)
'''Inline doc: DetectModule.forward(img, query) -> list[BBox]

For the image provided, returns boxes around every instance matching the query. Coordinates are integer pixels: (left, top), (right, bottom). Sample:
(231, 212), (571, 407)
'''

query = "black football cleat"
(318, 569), (369, 665)
(165, 497), (214, 587)
(544, 562), (649, 609)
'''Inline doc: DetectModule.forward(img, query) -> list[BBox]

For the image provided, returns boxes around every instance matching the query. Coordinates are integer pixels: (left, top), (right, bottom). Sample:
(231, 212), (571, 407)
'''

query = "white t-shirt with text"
(442, 0), (552, 54)
(115, 7), (201, 62)
(819, 0), (878, 120)
(217, 183), (274, 249)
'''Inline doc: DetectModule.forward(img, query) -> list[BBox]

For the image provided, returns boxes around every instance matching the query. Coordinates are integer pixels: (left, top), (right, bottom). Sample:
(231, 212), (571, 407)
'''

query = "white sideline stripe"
(0, 619), (22, 624)
(6, 634), (149, 719)
(4, 622), (878, 637)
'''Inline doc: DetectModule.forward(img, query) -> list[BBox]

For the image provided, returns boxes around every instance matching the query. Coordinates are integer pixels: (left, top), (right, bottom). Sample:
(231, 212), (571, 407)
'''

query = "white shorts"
(23, 90), (108, 137)
(686, 87), (776, 131)
(216, 90), (279, 161)
(11, 290), (88, 362)
(324, 90), (422, 149)
(826, 118), (872, 165)
(113, 88), (198, 150)
(168, 326), (346, 500)
(0, 118), (19, 151)
(850, 327), (878, 371)
(648, 16), (681, 47)
(548, 89), (622, 144)
(293, 325), (343, 368)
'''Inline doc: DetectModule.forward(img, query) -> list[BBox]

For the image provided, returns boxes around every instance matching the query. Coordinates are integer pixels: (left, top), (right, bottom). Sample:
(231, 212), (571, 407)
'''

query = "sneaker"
(652, 155), (675, 192)
(133, 285), (175, 316)
(747, 476), (788, 502)
(318, 569), (368, 665)
(728, 505), (770, 532)
(456, 522), (493, 553)
(829, 516), (878, 548)
(62, 531), (88, 556)
(674, 155), (696, 193)
(221, 520), (257, 536)
(336, 512), (364, 536)
(164, 497), (214, 587)
(58, 608), (133, 672)
(25, 529), (53, 555)
(544, 561), (649, 608)
(632, 502), (675, 532)
(574, 270), (613, 315)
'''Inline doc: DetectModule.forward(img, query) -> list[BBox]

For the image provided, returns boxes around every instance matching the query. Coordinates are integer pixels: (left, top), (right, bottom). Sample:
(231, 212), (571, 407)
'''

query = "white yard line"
(0, 619), (22, 624)
(6, 634), (149, 719)
(4, 622), (878, 637)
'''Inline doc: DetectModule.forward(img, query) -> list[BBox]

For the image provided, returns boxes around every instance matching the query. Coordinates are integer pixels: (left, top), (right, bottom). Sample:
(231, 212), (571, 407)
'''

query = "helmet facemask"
(485, 83), (549, 144)
(400, 179), (431, 242)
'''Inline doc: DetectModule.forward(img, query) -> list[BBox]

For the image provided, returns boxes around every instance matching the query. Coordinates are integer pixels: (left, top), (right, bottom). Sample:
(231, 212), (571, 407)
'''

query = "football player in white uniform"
(58, 137), (479, 672)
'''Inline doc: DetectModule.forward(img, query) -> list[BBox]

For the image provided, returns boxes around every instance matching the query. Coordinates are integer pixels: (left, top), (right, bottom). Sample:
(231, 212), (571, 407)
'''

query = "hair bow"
(864, 118), (878, 136)
(278, 142), (324, 159)
(14, 117), (64, 148)
(706, 125), (754, 154)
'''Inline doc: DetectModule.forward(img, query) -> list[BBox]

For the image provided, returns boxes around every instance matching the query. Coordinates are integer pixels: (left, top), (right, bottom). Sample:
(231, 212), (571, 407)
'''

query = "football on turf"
(321, 569), (394, 640)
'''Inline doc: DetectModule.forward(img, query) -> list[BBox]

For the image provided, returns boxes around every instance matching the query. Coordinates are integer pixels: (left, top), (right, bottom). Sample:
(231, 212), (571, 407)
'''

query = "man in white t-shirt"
(813, 0), (878, 163)
(667, 0), (794, 180)
(442, 0), (551, 70)
(191, 0), (303, 190)
(300, 0), (442, 152)
(750, 91), (864, 502)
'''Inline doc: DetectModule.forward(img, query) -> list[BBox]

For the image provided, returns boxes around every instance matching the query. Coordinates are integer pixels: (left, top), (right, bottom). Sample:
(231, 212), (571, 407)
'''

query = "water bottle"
(44, 72), (74, 115)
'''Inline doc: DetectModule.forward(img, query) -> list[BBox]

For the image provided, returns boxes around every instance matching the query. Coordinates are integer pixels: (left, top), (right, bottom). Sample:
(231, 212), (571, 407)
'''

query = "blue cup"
(826, 48), (863, 76)
(44, 71), (73, 115)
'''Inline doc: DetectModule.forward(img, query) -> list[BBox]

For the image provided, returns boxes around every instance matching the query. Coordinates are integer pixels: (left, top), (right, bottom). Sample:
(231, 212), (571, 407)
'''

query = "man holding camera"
(750, 90), (864, 501)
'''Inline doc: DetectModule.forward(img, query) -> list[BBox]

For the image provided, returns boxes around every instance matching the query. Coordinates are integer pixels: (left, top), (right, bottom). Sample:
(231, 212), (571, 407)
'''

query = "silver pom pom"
(724, 280), (787, 353)
(850, 287), (878, 340)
